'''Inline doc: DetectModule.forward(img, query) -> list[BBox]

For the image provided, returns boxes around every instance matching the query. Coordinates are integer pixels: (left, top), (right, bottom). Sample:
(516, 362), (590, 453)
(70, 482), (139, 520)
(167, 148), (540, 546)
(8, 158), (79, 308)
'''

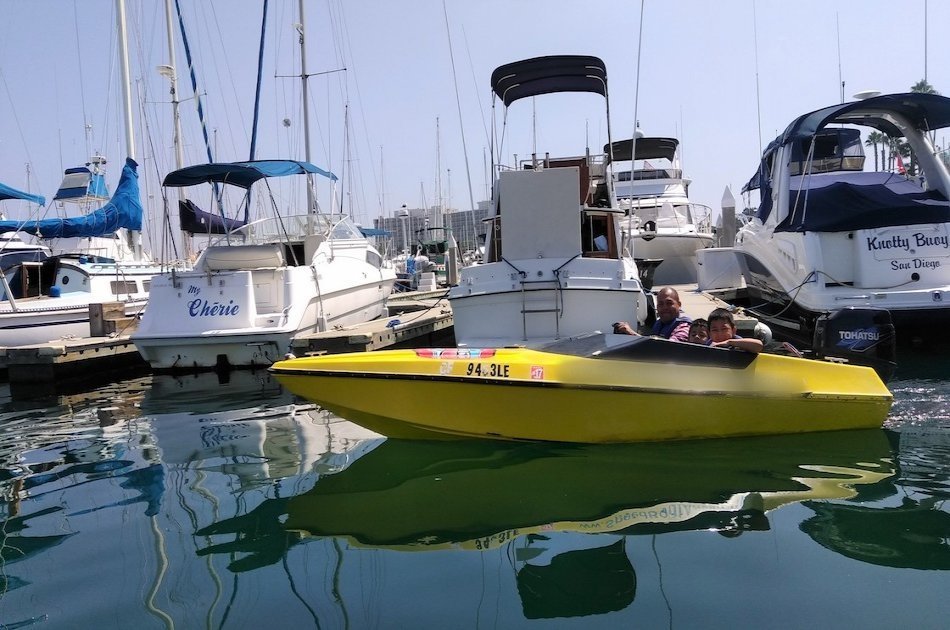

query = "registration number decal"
(466, 363), (510, 378)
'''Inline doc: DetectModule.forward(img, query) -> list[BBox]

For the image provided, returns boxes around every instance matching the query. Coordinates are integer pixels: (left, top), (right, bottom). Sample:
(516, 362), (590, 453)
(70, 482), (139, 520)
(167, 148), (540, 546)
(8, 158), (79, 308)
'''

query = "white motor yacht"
(448, 55), (649, 348)
(706, 92), (950, 351)
(132, 160), (396, 371)
(611, 136), (715, 285)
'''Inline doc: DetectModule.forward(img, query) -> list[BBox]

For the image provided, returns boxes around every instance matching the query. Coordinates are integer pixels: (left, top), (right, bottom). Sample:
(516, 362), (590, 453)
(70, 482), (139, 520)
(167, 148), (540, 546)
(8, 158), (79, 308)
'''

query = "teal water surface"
(0, 360), (948, 629)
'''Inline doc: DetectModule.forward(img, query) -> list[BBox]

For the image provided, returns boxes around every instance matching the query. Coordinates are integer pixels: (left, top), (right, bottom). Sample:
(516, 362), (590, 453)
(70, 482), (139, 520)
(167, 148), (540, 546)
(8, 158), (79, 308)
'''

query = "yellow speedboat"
(270, 334), (893, 443)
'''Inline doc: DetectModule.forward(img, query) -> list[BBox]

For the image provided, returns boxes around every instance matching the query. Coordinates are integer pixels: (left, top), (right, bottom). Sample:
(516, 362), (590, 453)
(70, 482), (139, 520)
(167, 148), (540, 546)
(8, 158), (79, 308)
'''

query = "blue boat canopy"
(491, 55), (607, 107)
(163, 159), (337, 189)
(780, 93), (950, 145)
(0, 158), (142, 238)
(53, 166), (109, 202)
(0, 182), (45, 206)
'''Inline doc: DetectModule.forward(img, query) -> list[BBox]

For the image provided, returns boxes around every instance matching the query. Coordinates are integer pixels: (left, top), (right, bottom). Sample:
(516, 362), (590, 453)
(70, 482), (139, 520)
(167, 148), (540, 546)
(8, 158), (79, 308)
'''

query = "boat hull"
(134, 272), (393, 370)
(631, 232), (714, 285)
(271, 337), (892, 443)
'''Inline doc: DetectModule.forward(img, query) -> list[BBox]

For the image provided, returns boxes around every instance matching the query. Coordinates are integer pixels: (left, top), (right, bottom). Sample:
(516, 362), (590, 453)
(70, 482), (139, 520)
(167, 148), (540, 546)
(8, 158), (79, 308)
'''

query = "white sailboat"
(0, 1), (168, 348)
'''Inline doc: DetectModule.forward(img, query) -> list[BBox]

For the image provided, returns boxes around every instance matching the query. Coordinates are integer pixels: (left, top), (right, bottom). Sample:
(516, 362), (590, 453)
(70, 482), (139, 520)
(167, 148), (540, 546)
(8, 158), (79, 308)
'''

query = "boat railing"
(212, 213), (360, 246)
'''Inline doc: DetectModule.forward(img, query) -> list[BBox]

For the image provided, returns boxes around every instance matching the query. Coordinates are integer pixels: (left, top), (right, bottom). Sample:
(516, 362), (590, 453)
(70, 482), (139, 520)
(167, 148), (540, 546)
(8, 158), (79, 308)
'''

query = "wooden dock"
(289, 290), (454, 356)
(0, 285), (757, 399)
(0, 290), (454, 398)
(670, 284), (760, 336)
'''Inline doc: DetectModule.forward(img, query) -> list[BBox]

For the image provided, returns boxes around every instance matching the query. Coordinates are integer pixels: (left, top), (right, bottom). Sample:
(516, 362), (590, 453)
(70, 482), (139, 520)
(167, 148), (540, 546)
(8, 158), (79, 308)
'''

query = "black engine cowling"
(813, 307), (896, 381)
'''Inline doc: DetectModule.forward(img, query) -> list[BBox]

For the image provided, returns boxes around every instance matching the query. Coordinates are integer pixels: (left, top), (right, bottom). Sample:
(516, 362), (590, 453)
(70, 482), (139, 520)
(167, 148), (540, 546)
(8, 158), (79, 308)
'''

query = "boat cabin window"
(365, 250), (383, 269)
(581, 212), (618, 258)
(485, 216), (501, 262)
(110, 280), (138, 296)
(790, 127), (865, 175)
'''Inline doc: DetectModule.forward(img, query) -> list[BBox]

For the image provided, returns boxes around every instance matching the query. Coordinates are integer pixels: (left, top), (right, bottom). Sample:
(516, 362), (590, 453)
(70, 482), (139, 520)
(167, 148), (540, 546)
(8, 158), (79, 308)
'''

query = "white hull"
(134, 240), (395, 370)
(737, 227), (950, 316)
(451, 257), (646, 347)
(632, 232), (715, 285)
(0, 259), (157, 347)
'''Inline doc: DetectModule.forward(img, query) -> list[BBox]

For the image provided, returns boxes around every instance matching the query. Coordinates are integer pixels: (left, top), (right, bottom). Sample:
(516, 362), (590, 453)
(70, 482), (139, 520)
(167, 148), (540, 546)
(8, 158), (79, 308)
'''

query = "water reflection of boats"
(142, 371), (382, 487)
(283, 431), (898, 550)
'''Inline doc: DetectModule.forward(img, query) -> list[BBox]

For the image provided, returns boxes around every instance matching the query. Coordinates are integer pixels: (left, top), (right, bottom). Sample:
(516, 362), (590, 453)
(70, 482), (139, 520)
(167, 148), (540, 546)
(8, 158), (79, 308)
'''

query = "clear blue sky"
(0, 0), (946, 252)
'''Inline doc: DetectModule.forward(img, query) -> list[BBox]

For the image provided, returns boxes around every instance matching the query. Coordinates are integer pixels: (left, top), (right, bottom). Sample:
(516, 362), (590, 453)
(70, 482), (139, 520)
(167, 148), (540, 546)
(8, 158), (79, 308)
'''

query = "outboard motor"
(813, 307), (896, 381)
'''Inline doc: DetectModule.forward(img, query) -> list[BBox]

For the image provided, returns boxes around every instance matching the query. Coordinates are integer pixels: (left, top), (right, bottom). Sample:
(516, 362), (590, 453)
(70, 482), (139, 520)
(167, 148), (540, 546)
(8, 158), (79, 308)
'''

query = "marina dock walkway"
(0, 285), (753, 399)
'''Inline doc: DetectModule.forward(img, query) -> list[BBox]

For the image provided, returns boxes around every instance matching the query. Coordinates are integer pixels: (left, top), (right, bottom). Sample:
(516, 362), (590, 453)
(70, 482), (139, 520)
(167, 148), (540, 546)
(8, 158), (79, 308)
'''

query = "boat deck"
(669, 284), (759, 336)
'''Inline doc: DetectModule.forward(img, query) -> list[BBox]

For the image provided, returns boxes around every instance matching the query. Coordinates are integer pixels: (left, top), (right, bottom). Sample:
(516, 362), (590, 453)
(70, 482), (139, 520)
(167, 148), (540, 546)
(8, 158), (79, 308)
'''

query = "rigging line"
(462, 26), (491, 150)
(651, 535), (674, 630)
(282, 553), (321, 628)
(629, 0), (646, 167)
(752, 0), (763, 156)
(334, 2), (383, 216)
(249, 0), (270, 161)
(443, 0), (477, 221)
(72, 0), (91, 159)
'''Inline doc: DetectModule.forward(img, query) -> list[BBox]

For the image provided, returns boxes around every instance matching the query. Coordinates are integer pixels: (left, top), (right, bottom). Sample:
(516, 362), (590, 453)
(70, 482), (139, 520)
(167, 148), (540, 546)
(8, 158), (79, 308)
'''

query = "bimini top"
(0, 181), (45, 206)
(491, 55), (607, 107)
(779, 92), (950, 146)
(163, 159), (337, 189)
(605, 137), (679, 162)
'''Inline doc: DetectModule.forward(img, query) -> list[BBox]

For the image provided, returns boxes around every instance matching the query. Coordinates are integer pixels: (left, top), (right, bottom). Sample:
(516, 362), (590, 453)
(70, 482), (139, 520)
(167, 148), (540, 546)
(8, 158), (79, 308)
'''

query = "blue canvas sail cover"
(0, 182), (45, 206)
(53, 166), (109, 202)
(179, 198), (245, 235)
(0, 158), (142, 237)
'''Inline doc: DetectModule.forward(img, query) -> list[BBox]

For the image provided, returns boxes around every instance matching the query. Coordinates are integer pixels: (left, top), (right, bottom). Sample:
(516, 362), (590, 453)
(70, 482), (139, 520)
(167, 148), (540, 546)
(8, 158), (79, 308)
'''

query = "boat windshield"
(224, 213), (363, 244)
(541, 333), (757, 368)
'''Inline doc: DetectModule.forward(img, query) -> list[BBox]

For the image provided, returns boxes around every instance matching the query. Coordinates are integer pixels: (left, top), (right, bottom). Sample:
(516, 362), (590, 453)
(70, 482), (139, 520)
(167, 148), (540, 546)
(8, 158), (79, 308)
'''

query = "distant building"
(375, 201), (491, 254)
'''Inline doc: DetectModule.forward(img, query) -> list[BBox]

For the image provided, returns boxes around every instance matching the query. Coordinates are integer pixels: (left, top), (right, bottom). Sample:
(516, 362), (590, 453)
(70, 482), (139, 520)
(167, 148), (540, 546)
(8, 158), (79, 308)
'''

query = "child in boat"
(687, 318), (709, 344)
(706, 308), (763, 353)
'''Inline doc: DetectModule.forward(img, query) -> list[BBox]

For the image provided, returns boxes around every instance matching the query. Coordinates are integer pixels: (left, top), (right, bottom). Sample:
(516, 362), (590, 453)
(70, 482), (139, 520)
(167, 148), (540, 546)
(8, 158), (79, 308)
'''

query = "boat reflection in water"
(192, 428), (934, 622)
(3, 373), (947, 626)
(284, 431), (897, 546)
(0, 371), (381, 628)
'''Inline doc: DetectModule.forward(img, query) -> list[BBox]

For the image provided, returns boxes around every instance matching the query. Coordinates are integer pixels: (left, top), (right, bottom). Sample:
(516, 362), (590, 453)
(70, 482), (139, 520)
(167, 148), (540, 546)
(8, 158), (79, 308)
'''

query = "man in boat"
(613, 286), (691, 341)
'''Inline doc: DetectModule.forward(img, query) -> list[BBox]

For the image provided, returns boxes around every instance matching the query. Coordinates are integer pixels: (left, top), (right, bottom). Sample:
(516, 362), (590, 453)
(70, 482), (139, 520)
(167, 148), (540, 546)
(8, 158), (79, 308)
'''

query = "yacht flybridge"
(708, 92), (950, 350)
(609, 137), (715, 284)
(447, 55), (649, 347)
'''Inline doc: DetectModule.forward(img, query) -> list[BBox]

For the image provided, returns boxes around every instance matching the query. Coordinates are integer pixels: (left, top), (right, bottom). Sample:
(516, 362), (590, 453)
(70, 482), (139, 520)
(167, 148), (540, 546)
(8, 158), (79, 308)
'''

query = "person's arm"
(613, 322), (639, 336)
(712, 337), (763, 353)
(668, 321), (691, 342)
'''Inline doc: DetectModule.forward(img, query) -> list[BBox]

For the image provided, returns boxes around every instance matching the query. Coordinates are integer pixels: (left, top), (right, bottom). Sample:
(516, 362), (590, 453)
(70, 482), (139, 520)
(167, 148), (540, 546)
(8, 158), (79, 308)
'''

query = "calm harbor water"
(0, 355), (948, 629)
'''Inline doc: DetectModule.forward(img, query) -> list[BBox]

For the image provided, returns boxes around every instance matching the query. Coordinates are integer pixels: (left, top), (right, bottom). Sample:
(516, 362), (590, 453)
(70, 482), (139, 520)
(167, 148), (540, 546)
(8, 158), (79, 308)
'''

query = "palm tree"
(865, 131), (885, 171)
(911, 79), (939, 94)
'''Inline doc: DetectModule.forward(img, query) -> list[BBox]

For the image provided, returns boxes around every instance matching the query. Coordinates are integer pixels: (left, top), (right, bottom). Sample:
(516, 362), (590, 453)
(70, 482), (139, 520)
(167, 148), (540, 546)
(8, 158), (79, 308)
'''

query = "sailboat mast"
(298, 0), (316, 214)
(116, 0), (135, 160)
(162, 0), (190, 260)
(116, 0), (141, 260)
